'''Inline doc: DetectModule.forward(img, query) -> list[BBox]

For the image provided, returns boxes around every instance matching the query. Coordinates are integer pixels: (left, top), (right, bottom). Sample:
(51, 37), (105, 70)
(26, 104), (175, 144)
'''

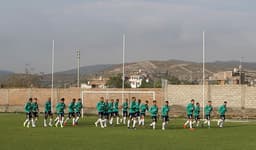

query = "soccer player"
(217, 101), (228, 128)
(135, 99), (141, 125)
(108, 99), (114, 125)
(31, 98), (39, 127)
(121, 98), (129, 124)
(44, 97), (53, 127)
(193, 102), (200, 127)
(204, 100), (213, 128)
(183, 99), (195, 130)
(128, 97), (137, 129)
(64, 98), (76, 126)
(23, 98), (33, 128)
(112, 99), (120, 125)
(74, 98), (83, 125)
(139, 100), (149, 126)
(95, 97), (105, 128)
(149, 100), (158, 130)
(161, 101), (170, 130)
(55, 98), (66, 128)
(103, 99), (109, 128)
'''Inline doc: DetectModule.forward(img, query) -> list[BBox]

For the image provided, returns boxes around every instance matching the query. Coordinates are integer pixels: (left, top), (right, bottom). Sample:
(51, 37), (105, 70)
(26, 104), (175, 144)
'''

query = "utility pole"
(77, 49), (80, 88)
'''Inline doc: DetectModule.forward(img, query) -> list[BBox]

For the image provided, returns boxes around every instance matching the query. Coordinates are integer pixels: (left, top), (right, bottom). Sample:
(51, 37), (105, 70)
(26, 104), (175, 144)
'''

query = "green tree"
(106, 74), (131, 88)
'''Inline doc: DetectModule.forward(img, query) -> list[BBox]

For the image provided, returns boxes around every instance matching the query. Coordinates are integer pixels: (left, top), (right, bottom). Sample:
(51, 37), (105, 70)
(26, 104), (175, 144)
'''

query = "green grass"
(0, 113), (255, 150)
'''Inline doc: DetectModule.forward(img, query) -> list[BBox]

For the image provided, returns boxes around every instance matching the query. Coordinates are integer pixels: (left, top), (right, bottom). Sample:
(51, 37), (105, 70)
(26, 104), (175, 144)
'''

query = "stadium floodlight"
(51, 40), (54, 112)
(81, 90), (156, 118)
(202, 31), (205, 120)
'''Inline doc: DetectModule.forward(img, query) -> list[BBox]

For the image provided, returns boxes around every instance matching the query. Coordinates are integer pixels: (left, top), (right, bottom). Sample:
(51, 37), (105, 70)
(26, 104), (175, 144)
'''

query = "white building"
(129, 75), (143, 88)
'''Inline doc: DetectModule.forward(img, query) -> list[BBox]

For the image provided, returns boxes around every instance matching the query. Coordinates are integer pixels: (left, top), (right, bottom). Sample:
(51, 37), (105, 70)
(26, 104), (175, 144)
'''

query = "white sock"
(49, 118), (53, 126)
(44, 119), (47, 127)
(189, 120), (192, 128)
(185, 120), (189, 126)
(60, 118), (64, 127)
(54, 117), (58, 122)
(208, 120), (210, 127)
(192, 120), (196, 124)
(123, 117), (126, 124)
(75, 117), (79, 122)
(24, 119), (29, 127)
(127, 119), (130, 127)
(72, 118), (75, 125)
(152, 122), (156, 130)
(217, 119), (221, 126)
(133, 120), (137, 128)
(196, 121), (200, 127)
(27, 120), (31, 128)
(204, 120), (207, 124)
(31, 119), (35, 127)
(138, 117), (141, 125)
(110, 118), (113, 125)
(142, 119), (145, 126)
(55, 119), (59, 127)
(162, 122), (166, 130)
(117, 117), (120, 124)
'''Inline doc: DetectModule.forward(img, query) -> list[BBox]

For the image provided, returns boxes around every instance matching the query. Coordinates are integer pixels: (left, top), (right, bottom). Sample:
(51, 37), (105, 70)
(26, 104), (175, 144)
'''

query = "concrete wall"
(168, 85), (256, 109)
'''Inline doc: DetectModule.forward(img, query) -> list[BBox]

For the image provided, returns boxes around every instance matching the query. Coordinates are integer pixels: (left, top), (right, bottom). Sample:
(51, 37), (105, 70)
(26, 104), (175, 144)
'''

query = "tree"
(106, 74), (131, 88)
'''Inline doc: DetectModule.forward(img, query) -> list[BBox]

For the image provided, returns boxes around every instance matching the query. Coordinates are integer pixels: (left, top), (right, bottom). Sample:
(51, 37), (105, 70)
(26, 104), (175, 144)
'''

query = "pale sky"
(0, 0), (255, 73)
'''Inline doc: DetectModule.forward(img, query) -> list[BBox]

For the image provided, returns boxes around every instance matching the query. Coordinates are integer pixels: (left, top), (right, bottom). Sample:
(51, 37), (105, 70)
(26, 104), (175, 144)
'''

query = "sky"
(0, 0), (255, 73)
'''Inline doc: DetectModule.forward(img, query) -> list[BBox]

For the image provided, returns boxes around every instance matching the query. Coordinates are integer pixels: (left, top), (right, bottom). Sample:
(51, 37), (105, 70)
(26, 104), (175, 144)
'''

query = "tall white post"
(51, 40), (55, 111)
(202, 31), (205, 120)
(77, 49), (80, 88)
(122, 34), (126, 104)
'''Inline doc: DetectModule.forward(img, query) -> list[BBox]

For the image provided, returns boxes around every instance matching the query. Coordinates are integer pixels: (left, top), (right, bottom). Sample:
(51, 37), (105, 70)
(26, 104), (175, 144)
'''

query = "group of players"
(95, 96), (170, 130)
(23, 96), (228, 130)
(23, 97), (83, 128)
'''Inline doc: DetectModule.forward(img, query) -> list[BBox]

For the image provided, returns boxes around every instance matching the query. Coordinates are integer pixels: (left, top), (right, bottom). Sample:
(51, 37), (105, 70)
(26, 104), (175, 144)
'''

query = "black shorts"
(68, 112), (75, 118)
(57, 112), (64, 117)
(140, 113), (146, 117)
(129, 113), (135, 119)
(123, 111), (128, 117)
(220, 115), (225, 120)
(113, 112), (119, 117)
(151, 116), (157, 122)
(26, 112), (32, 120)
(104, 112), (110, 119)
(205, 115), (211, 120)
(194, 115), (200, 121)
(98, 112), (104, 119)
(187, 114), (193, 119)
(44, 111), (53, 119)
(135, 112), (140, 117)
(33, 112), (38, 118)
(162, 116), (169, 122)
(76, 112), (81, 117)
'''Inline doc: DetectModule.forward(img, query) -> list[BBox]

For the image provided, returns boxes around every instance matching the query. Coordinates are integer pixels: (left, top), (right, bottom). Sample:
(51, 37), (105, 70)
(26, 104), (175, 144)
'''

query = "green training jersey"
(96, 101), (104, 113)
(149, 105), (158, 117)
(104, 102), (108, 113)
(129, 101), (136, 113)
(122, 102), (128, 112)
(108, 102), (113, 113)
(113, 101), (119, 112)
(31, 102), (39, 112)
(24, 101), (32, 113)
(68, 101), (75, 113)
(56, 102), (65, 114)
(140, 104), (148, 113)
(186, 103), (195, 115)
(45, 101), (51, 112)
(161, 105), (170, 116)
(135, 102), (141, 112)
(75, 101), (83, 113)
(205, 105), (213, 115)
(218, 105), (227, 115)
(194, 105), (200, 116)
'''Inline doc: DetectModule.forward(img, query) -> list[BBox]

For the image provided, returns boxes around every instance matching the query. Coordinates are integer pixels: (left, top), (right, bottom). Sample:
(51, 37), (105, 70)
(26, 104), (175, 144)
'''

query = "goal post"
(81, 90), (156, 118)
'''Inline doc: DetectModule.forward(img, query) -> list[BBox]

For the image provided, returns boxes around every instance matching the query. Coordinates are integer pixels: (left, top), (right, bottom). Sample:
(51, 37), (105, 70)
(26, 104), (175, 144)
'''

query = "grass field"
(0, 113), (255, 150)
